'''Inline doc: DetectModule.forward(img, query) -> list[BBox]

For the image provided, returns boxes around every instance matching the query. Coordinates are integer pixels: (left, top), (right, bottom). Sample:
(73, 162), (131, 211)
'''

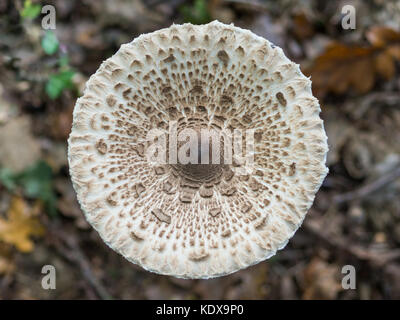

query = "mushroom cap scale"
(68, 21), (329, 279)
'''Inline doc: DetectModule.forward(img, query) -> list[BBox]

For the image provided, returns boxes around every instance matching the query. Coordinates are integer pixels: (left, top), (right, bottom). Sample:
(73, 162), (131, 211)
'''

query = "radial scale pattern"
(68, 21), (329, 278)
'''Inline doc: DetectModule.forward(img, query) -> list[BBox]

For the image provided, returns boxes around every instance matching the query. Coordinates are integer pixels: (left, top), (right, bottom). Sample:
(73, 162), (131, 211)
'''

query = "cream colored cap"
(68, 21), (328, 279)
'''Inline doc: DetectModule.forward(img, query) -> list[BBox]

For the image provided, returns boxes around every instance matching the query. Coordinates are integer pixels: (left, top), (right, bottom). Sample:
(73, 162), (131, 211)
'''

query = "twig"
(333, 166), (400, 204)
(0, 274), (13, 297)
(143, 0), (184, 7)
(223, 0), (269, 12)
(347, 92), (400, 119)
(304, 218), (400, 267)
(362, 92), (400, 108)
(48, 228), (113, 300)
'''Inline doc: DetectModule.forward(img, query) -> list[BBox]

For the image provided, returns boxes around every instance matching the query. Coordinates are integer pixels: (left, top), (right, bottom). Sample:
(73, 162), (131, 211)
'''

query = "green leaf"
(0, 161), (57, 217)
(0, 168), (17, 191)
(45, 76), (64, 99)
(20, 0), (41, 19)
(17, 161), (57, 216)
(41, 31), (59, 55)
(45, 70), (75, 99)
(58, 55), (69, 68)
(180, 0), (211, 25)
(18, 161), (52, 197)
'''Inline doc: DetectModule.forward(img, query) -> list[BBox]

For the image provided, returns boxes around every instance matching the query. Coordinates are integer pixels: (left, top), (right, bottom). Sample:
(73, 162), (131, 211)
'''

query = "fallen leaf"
(292, 12), (314, 40)
(366, 26), (400, 60)
(306, 43), (376, 97)
(302, 257), (342, 300)
(387, 45), (400, 60)
(0, 196), (44, 252)
(347, 51), (375, 93)
(366, 26), (400, 47)
(375, 50), (396, 80)
(307, 26), (400, 98)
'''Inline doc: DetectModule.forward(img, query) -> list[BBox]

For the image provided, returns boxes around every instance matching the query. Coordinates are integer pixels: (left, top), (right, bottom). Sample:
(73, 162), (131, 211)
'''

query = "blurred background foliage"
(1, 0), (400, 299)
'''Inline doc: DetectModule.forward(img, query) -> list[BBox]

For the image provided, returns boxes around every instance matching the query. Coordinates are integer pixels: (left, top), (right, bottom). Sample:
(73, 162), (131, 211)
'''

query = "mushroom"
(68, 21), (328, 279)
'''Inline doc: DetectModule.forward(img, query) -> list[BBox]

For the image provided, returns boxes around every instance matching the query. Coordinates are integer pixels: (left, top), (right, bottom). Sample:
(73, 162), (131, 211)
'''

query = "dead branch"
(47, 228), (113, 300)
(304, 218), (400, 267)
(333, 166), (400, 204)
(223, 0), (269, 12)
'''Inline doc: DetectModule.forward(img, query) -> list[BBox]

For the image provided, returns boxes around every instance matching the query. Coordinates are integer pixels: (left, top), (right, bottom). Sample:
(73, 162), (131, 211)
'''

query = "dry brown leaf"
(305, 26), (400, 98)
(302, 257), (342, 300)
(375, 51), (396, 80)
(366, 26), (400, 47)
(0, 196), (44, 252)
(307, 26), (400, 98)
(292, 12), (314, 40)
(367, 26), (400, 74)
(348, 55), (375, 94)
(306, 43), (376, 98)
(387, 45), (400, 60)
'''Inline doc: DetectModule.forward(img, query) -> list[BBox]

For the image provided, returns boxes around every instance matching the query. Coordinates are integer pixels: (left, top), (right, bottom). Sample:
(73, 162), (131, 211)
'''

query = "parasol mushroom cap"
(68, 21), (328, 279)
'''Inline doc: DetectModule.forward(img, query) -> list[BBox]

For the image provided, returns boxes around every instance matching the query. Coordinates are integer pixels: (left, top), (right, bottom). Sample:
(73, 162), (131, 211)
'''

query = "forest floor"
(1, 0), (400, 299)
